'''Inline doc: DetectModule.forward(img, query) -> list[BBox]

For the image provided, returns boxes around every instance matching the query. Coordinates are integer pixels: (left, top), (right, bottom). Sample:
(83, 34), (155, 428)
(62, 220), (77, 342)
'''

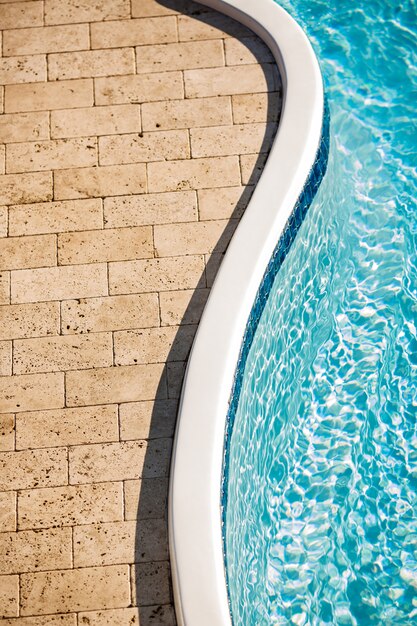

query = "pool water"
(224, 0), (417, 624)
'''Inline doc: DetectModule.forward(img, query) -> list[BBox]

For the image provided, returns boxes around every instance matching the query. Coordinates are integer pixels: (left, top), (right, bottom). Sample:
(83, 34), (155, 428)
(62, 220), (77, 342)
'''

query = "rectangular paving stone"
(0, 172), (52, 205)
(131, 0), (208, 17)
(167, 361), (186, 399)
(73, 518), (168, 567)
(20, 565), (130, 615)
(0, 234), (56, 271)
(11, 263), (108, 304)
(224, 36), (275, 65)
(66, 363), (166, 406)
(0, 302), (59, 340)
(61, 293), (159, 334)
(3, 24), (90, 56)
(13, 333), (113, 374)
(136, 39), (224, 74)
(124, 478), (168, 521)
(109, 255), (205, 294)
(147, 156), (240, 192)
(0, 205), (7, 236)
(141, 96), (232, 131)
(91, 16), (177, 49)
(119, 399), (177, 440)
(45, 0), (130, 25)
(114, 325), (196, 366)
(95, 71), (183, 105)
(0, 340), (12, 376)
(5, 79), (94, 113)
(0, 371), (64, 413)
(0, 527), (72, 575)
(0, 574), (18, 618)
(0, 446), (67, 490)
(58, 225), (153, 265)
(48, 48), (135, 81)
(77, 607), (174, 626)
(0, 144), (5, 175)
(0, 413), (14, 451)
(51, 104), (141, 139)
(0, 491), (16, 532)
(154, 219), (236, 257)
(99, 129), (189, 165)
(69, 438), (171, 483)
(178, 12), (251, 41)
(184, 64), (279, 98)
(240, 152), (268, 185)
(232, 92), (281, 124)
(103, 191), (197, 228)
(190, 122), (275, 158)
(159, 288), (210, 326)
(0, 271), (10, 304)
(131, 561), (171, 606)
(9, 198), (103, 236)
(54, 163), (146, 200)
(0, 112), (49, 143)
(198, 185), (252, 220)
(0, 617), (76, 626)
(18, 482), (123, 529)
(0, 55), (46, 85)
(6, 137), (97, 174)
(16, 405), (119, 450)
(0, 2), (43, 29)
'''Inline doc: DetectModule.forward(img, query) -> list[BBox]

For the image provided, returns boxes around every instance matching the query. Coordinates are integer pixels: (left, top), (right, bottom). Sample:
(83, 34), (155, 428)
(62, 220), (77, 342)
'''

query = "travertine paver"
(0, 0), (281, 623)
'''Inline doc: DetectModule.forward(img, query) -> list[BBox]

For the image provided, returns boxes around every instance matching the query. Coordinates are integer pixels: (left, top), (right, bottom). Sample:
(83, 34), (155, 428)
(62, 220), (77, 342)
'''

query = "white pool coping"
(168, 1), (324, 624)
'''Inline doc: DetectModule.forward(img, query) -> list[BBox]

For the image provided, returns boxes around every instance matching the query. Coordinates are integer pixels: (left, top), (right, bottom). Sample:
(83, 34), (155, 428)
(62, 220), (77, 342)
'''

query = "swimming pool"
(224, 0), (417, 624)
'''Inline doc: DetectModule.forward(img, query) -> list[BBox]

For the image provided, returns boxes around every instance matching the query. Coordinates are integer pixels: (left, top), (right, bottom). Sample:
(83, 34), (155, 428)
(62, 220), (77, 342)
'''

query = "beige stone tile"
(0, 86), (3, 114)
(184, 63), (279, 98)
(0, 144), (5, 175)
(61, 293), (159, 335)
(99, 129), (189, 166)
(20, 565), (130, 615)
(45, 0), (130, 25)
(240, 152), (269, 185)
(0, 371), (64, 413)
(119, 399), (177, 440)
(3, 24), (90, 56)
(136, 39), (224, 74)
(0, 340), (12, 376)
(91, 16), (177, 49)
(58, 226), (153, 265)
(0, 491), (16, 532)
(69, 438), (172, 484)
(0, 172), (52, 205)
(198, 185), (253, 220)
(0, 234), (56, 271)
(11, 263), (108, 304)
(0, 2), (43, 29)
(167, 361), (186, 399)
(205, 251), (224, 287)
(159, 288), (209, 326)
(0, 527), (72, 575)
(0, 574), (18, 618)
(114, 325), (196, 366)
(51, 104), (141, 139)
(103, 191), (197, 228)
(0, 302), (59, 340)
(131, 0), (208, 17)
(9, 199), (103, 236)
(232, 92), (281, 124)
(5, 79), (94, 113)
(225, 36), (275, 65)
(6, 137), (97, 174)
(147, 156), (241, 193)
(66, 363), (166, 407)
(0, 271), (10, 304)
(155, 219), (237, 257)
(178, 12), (252, 41)
(0, 413), (15, 451)
(13, 333), (113, 374)
(48, 48), (135, 81)
(54, 163), (146, 200)
(0, 205), (7, 236)
(83, 605), (176, 626)
(124, 478), (168, 521)
(131, 561), (171, 605)
(0, 55), (46, 85)
(191, 122), (275, 158)
(0, 112), (49, 143)
(16, 405), (119, 450)
(73, 519), (168, 567)
(95, 71), (183, 106)
(0, 617), (76, 626)
(18, 482), (123, 530)
(0, 446), (67, 490)
(142, 96), (231, 132)
(109, 255), (205, 295)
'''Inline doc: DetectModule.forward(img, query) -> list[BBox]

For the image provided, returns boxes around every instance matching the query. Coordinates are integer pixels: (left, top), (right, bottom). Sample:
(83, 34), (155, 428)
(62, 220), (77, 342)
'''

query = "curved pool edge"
(168, 1), (324, 625)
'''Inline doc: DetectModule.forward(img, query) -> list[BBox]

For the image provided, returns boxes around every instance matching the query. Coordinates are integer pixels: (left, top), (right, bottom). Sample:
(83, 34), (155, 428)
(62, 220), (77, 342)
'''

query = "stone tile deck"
(0, 0), (281, 623)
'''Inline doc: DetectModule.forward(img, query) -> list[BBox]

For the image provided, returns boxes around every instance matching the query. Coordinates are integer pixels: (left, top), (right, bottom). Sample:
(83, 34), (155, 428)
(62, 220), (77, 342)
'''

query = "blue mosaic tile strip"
(221, 97), (331, 609)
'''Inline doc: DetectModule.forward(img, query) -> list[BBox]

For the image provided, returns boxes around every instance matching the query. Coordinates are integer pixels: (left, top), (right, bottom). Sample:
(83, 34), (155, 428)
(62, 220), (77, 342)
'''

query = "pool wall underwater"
(168, 0), (325, 624)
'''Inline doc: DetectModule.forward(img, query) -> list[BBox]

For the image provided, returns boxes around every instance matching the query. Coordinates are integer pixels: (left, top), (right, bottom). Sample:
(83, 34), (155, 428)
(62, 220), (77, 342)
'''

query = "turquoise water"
(224, 1), (417, 624)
